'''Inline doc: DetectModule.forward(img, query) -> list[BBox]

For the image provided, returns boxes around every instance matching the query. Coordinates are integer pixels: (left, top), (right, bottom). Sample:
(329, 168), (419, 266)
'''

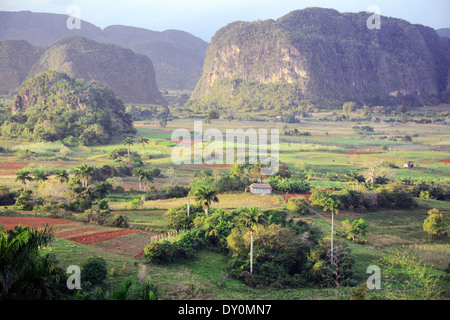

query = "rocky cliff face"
(192, 8), (449, 108)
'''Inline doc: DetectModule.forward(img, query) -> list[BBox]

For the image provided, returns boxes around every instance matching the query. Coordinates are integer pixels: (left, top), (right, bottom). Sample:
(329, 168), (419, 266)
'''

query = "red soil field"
(438, 159), (450, 164)
(0, 216), (72, 230)
(0, 216), (153, 258)
(283, 192), (312, 203)
(54, 227), (103, 239)
(135, 251), (145, 258)
(0, 162), (28, 171)
(67, 229), (140, 245)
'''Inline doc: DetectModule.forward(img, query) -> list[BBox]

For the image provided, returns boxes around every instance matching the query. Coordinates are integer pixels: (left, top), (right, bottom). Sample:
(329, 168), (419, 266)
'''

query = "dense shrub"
(412, 182), (449, 200)
(0, 185), (17, 206)
(79, 209), (111, 225)
(144, 231), (198, 264)
(227, 224), (313, 288)
(110, 214), (129, 228)
(143, 185), (190, 201)
(310, 183), (416, 212)
(268, 176), (310, 193)
(81, 257), (108, 285)
(64, 198), (92, 212)
(423, 208), (448, 240)
(286, 197), (313, 215)
(14, 189), (35, 211)
(165, 185), (190, 198)
(377, 183), (416, 209)
(164, 203), (202, 231)
(306, 239), (355, 287)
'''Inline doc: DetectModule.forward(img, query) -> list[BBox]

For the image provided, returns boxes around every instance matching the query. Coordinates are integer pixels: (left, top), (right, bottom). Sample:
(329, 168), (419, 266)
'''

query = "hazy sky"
(1, 0), (449, 41)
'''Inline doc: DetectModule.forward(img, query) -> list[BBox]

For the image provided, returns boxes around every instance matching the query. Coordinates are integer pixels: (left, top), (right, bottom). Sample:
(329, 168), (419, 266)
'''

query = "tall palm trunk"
(331, 209), (334, 264)
(250, 230), (254, 274)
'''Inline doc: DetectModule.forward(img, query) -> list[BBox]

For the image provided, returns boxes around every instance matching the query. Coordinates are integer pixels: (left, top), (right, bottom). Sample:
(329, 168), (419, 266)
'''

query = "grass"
(13, 141), (72, 157)
(114, 209), (167, 232)
(2, 116), (450, 299)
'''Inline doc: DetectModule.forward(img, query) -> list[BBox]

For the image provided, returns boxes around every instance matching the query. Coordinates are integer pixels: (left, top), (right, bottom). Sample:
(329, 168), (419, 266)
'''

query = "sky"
(0, 0), (449, 42)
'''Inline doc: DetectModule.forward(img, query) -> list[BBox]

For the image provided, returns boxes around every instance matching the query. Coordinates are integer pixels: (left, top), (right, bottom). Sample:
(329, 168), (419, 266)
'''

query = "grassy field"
(1, 114), (450, 300)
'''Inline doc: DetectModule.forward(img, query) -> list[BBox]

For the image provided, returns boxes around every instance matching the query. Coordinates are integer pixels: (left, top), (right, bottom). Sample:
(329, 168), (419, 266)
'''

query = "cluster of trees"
(8, 163), (133, 222)
(188, 162), (308, 197)
(352, 126), (376, 136)
(309, 183), (417, 213)
(283, 128), (311, 136)
(412, 182), (449, 201)
(147, 205), (354, 288)
(125, 104), (171, 127)
(268, 176), (311, 193)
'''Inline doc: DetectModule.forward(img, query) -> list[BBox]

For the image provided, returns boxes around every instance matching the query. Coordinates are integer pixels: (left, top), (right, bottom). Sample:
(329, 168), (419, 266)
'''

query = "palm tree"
(73, 164), (94, 187)
(54, 169), (69, 183)
(138, 136), (150, 159)
(322, 197), (340, 264)
(33, 170), (49, 184)
(345, 170), (364, 191)
(133, 168), (145, 191)
(123, 137), (134, 158)
(15, 170), (33, 188)
(238, 207), (266, 275)
(192, 185), (219, 216)
(0, 224), (55, 298)
(142, 170), (154, 192)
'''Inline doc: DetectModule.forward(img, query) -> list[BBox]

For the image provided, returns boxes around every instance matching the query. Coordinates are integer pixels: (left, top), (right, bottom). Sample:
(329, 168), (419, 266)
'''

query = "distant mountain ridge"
(437, 28), (450, 38)
(192, 8), (450, 109)
(0, 36), (165, 104)
(0, 40), (45, 95)
(0, 11), (208, 90)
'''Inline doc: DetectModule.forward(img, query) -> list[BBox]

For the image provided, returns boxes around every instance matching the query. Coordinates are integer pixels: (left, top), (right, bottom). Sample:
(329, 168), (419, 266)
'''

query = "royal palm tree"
(73, 164), (94, 187)
(238, 207), (266, 275)
(345, 170), (365, 191)
(33, 170), (49, 184)
(192, 185), (219, 216)
(123, 137), (134, 158)
(322, 197), (340, 264)
(15, 170), (33, 188)
(54, 169), (69, 183)
(133, 168), (145, 191)
(142, 170), (154, 192)
(138, 136), (150, 159)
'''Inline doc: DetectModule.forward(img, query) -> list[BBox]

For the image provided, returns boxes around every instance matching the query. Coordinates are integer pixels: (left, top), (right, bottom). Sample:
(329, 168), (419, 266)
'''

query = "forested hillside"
(1, 71), (136, 146)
